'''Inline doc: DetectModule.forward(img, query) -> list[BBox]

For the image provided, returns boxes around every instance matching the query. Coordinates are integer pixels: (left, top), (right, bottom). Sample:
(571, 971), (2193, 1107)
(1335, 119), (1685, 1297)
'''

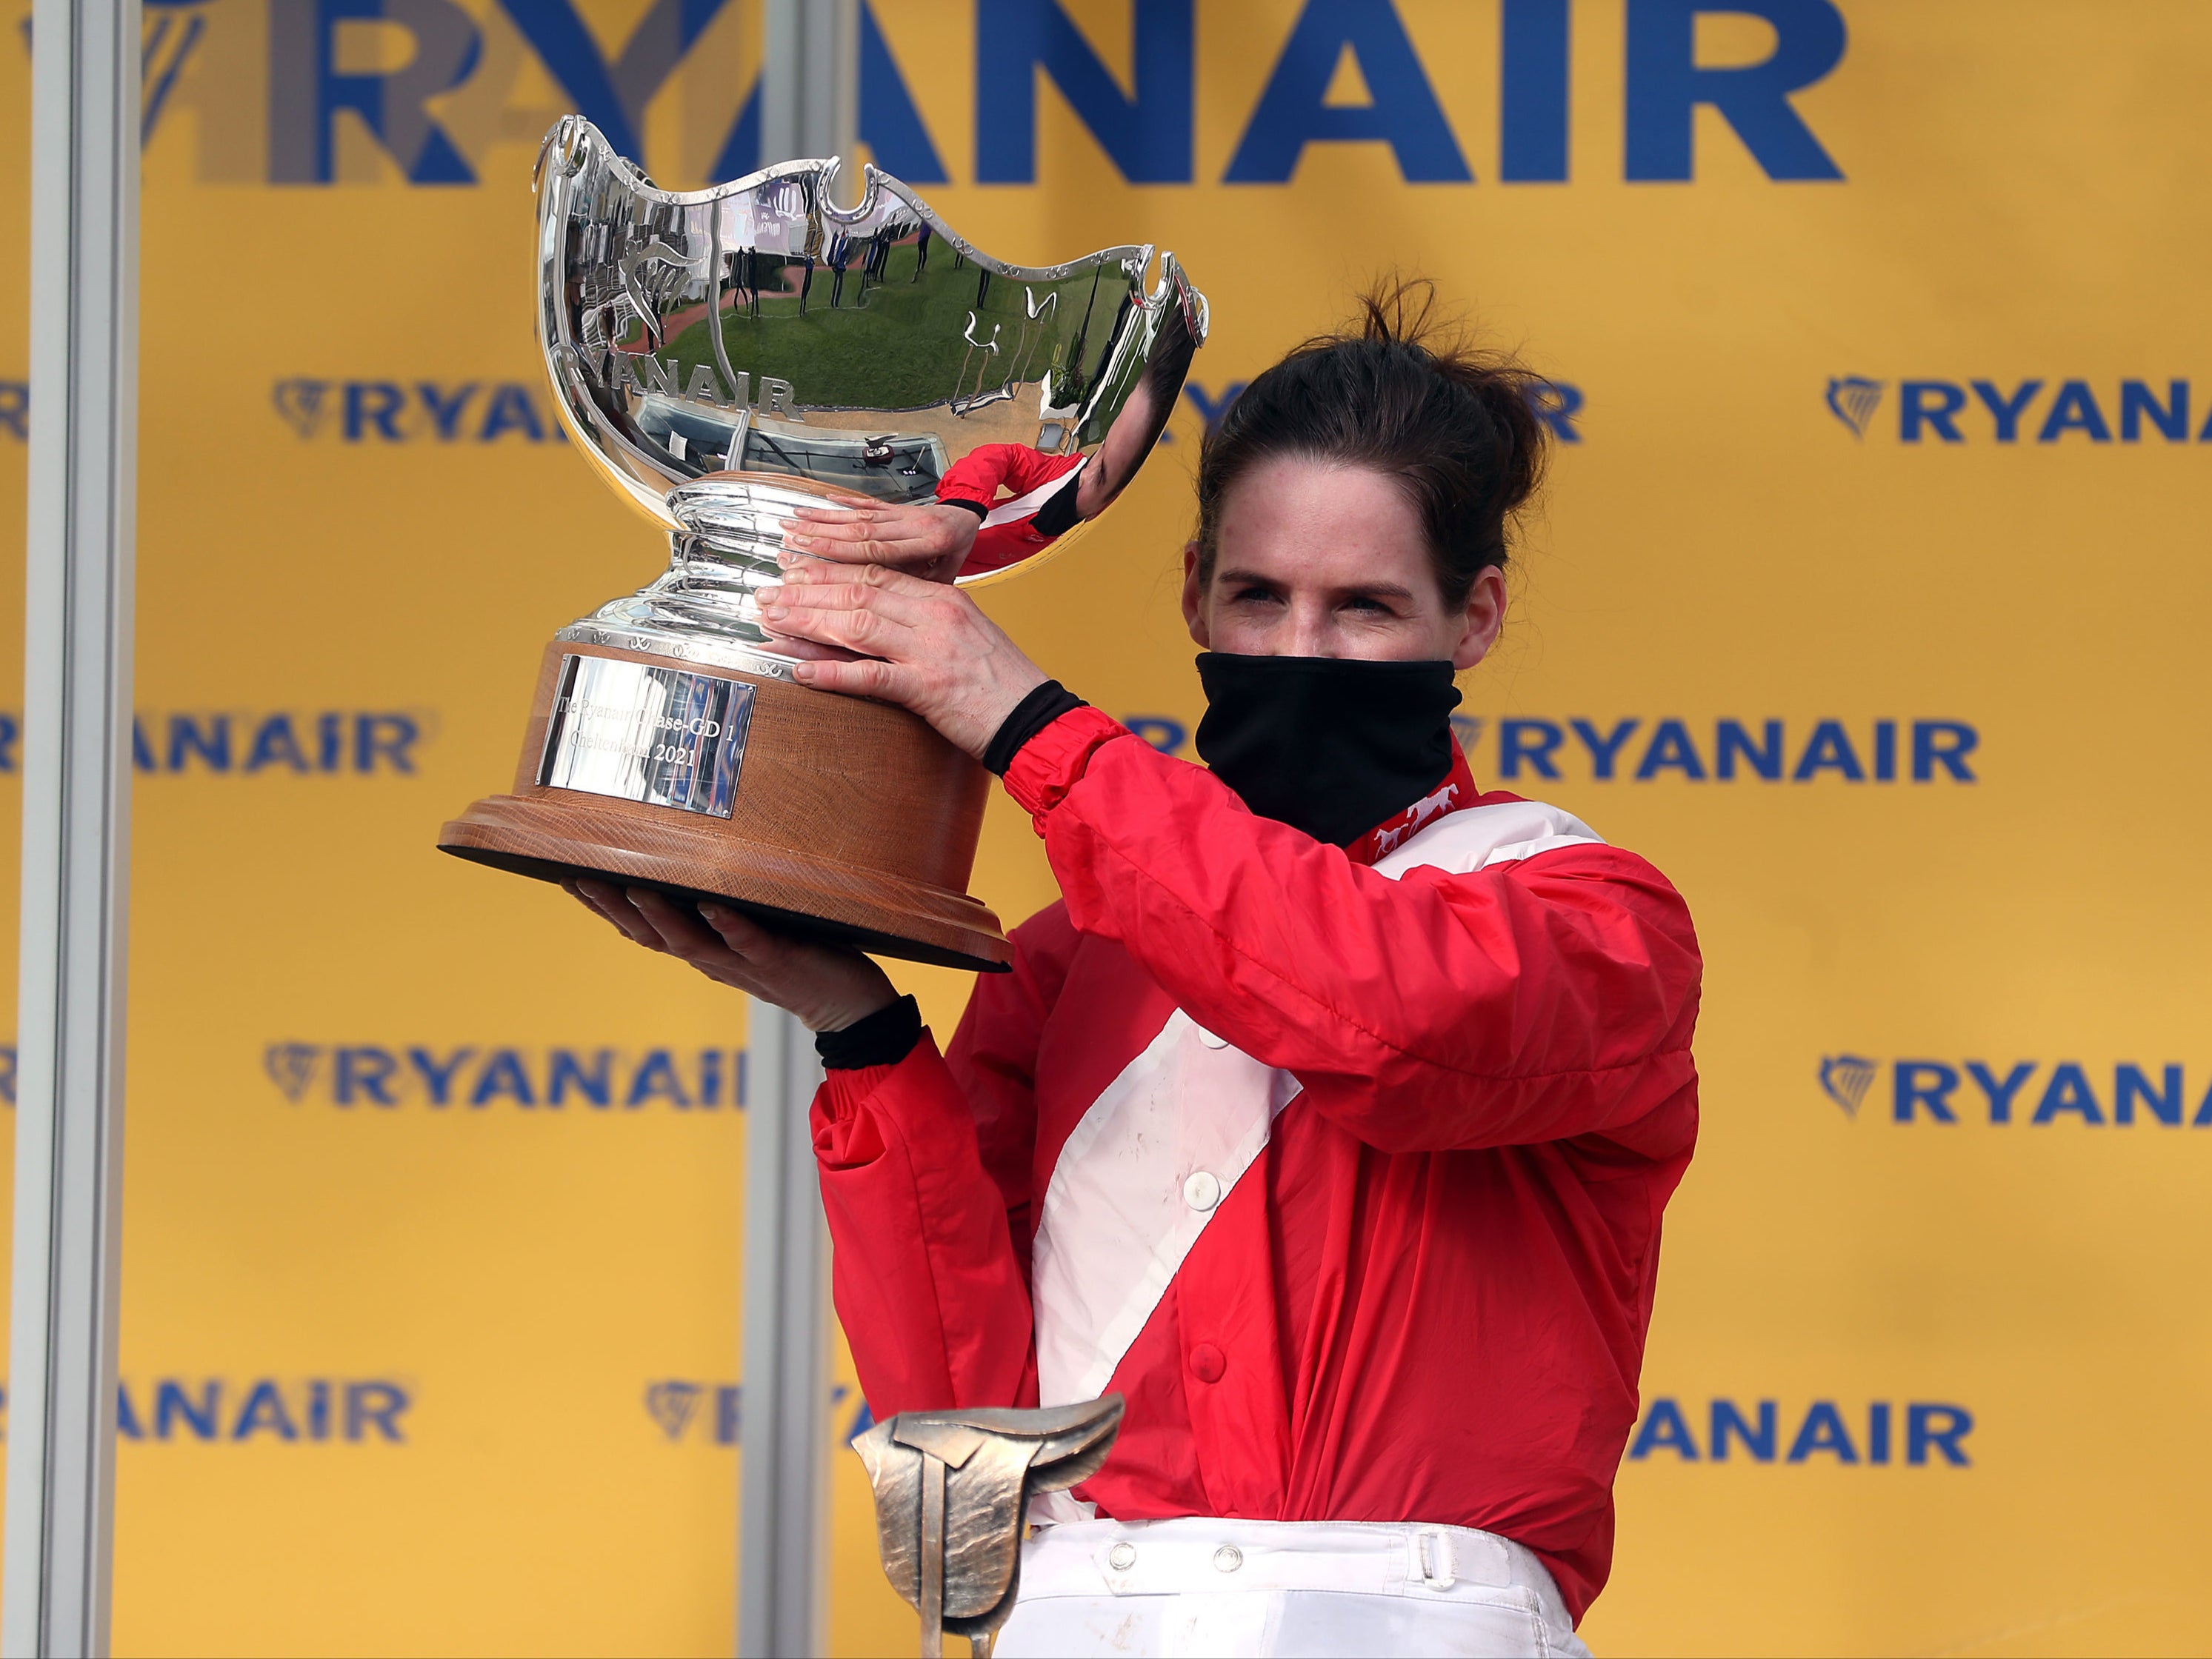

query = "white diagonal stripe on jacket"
(1027, 798), (1607, 1413)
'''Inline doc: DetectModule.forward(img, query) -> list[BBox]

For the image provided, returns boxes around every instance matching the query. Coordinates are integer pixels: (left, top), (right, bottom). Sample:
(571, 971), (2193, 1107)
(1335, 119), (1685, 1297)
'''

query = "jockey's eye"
(1337, 590), (1413, 618)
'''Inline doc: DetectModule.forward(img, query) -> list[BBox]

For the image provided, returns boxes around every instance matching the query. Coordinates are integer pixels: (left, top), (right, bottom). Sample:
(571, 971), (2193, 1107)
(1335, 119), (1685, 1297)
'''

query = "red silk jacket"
(810, 708), (1702, 1620)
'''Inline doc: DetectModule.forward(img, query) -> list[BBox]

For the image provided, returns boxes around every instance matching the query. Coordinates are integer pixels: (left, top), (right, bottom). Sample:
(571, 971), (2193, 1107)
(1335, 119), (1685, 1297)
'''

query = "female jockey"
(571, 286), (1702, 1658)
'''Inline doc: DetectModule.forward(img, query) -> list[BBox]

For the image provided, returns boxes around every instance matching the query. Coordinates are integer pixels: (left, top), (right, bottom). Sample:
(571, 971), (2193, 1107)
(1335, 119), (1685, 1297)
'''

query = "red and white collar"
(1345, 745), (1482, 867)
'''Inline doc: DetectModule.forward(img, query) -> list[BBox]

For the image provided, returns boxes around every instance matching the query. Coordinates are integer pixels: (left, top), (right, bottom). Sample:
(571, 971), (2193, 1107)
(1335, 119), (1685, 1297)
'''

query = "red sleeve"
(936, 444), (1079, 507)
(1001, 707), (1702, 1155)
(810, 910), (1078, 1417)
(942, 902), (1082, 1263)
(956, 526), (1039, 577)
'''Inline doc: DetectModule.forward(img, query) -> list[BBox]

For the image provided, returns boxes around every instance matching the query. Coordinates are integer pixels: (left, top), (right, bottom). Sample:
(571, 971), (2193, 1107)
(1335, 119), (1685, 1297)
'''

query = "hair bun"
(1195, 276), (1553, 608)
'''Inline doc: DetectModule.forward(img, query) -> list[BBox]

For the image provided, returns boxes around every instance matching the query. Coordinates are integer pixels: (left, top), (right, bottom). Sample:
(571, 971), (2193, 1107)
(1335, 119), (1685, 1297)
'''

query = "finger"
(757, 580), (939, 656)
(627, 888), (734, 958)
(699, 904), (873, 983)
(785, 541), (938, 570)
(749, 629), (870, 664)
(782, 514), (916, 547)
(761, 601), (927, 661)
(570, 871), (641, 938)
(627, 895), (802, 1002)
(782, 507), (933, 558)
(773, 555), (943, 599)
(788, 507), (971, 573)
(571, 881), (778, 998)
(784, 542), (930, 570)
(757, 576), (916, 618)
(790, 656), (920, 701)
(570, 877), (662, 947)
(783, 533), (943, 570)
(696, 901), (785, 958)
(783, 522), (888, 551)
(759, 572), (944, 625)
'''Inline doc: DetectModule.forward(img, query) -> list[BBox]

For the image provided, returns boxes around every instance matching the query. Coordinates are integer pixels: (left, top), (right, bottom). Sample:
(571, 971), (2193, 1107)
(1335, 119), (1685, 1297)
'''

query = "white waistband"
(1017, 1518), (1572, 1620)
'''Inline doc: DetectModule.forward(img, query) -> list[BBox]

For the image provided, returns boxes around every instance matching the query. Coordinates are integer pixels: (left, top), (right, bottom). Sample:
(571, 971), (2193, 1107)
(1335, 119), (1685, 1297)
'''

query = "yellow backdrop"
(1, 1), (2208, 1654)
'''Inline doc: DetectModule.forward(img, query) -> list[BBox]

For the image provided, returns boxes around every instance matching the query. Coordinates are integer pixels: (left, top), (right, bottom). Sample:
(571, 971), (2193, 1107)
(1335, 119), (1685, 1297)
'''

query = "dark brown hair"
(1194, 278), (1552, 607)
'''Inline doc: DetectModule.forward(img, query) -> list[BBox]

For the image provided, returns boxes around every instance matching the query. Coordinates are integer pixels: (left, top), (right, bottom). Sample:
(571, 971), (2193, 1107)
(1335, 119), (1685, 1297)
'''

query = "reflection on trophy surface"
(439, 117), (1207, 969)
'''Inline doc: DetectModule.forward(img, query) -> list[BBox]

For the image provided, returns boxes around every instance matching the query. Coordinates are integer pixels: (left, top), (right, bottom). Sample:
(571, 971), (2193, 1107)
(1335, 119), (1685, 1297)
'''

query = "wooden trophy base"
(438, 641), (1011, 972)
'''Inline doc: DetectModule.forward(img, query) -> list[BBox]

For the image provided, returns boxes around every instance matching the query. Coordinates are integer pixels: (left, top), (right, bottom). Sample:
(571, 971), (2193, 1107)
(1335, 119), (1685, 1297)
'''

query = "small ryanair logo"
(116, 1376), (411, 1442)
(1825, 376), (1885, 438)
(1628, 1397), (1973, 1466)
(1122, 714), (1971, 785)
(263, 1044), (321, 1104)
(271, 378), (328, 438)
(1822, 1055), (2212, 1126)
(0, 710), (427, 777)
(273, 378), (567, 444)
(0, 1376), (412, 1443)
(1825, 374), (2212, 444)
(644, 1381), (873, 1446)
(265, 1043), (746, 1109)
(1818, 1055), (1879, 1116)
(15, 2), (209, 145)
(141, 2), (214, 141)
(645, 1381), (714, 1442)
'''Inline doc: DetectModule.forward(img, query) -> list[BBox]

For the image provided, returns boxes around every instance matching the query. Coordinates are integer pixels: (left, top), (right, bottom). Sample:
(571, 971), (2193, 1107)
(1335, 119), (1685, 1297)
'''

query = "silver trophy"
(440, 118), (1208, 969)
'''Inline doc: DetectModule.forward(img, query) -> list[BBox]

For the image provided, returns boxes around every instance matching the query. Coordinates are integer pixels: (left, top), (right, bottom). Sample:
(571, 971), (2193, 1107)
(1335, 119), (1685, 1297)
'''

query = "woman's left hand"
(757, 554), (1047, 759)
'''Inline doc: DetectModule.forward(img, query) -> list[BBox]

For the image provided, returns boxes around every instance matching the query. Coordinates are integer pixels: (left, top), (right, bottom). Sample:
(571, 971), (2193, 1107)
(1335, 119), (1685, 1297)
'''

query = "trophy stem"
(553, 473), (879, 679)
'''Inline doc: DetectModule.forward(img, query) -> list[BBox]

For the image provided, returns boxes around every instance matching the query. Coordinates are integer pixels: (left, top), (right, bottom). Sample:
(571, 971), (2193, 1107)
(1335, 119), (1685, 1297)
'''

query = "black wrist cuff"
(939, 498), (989, 520)
(983, 680), (1088, 776)
(816, 995), (923, 1070)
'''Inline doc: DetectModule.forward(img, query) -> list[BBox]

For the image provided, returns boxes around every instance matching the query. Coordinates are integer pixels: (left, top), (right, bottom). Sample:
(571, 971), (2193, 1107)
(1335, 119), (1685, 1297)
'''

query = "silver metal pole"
(742, 14), (858, 1656)
(759, 0), (860, 193)
(737, 1004), (830, 1659)
(5, 0), (140, 1650)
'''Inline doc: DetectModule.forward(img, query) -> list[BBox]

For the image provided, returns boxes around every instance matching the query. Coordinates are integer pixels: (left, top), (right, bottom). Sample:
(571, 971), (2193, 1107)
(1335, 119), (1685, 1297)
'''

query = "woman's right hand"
(567, 879), (899, 1033)
(781, 499), (981, 583)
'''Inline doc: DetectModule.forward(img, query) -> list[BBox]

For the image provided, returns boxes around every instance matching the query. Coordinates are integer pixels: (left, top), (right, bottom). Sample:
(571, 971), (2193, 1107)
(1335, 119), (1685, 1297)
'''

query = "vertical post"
(759, 0), (860, 189)
(6, 0), (140, 1652)
(742, 12), (856, 1655)
(737, 1004), (830, 1659)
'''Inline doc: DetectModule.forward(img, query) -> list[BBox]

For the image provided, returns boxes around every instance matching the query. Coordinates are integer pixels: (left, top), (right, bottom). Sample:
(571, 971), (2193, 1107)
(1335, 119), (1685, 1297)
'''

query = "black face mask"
(1194, 654), (1462, 846)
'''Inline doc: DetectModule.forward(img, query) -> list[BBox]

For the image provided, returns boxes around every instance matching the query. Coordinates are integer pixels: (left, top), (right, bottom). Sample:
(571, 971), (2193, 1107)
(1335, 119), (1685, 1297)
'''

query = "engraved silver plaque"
(538, 655), (755, 818)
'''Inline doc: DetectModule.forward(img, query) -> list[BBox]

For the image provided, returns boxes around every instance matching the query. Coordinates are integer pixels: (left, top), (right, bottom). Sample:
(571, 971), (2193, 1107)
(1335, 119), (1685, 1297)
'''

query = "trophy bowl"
(439, 117), (1207, 971)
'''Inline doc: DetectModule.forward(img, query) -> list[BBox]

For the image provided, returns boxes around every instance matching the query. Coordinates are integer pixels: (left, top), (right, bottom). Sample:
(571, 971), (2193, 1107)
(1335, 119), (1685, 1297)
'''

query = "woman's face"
(1181, 457), (1505, 668)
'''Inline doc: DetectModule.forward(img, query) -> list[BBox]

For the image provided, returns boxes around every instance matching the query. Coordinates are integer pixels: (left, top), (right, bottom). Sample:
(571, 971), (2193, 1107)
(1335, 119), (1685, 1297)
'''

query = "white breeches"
(993, 1517), (1593, 1658)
